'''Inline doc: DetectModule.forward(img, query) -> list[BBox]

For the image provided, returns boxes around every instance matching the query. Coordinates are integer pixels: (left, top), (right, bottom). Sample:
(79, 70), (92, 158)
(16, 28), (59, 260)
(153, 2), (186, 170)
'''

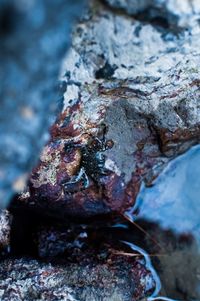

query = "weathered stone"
(4, 2), (200, 300)
(105, 0), (200, 29)
(0, 0), (86, 207)
(0, 225), (157, 301)
(13, 0), (200, 219)
(0, 210), (11, 255)
(129, 144), (200, 300)
(0, 207), (159, 300)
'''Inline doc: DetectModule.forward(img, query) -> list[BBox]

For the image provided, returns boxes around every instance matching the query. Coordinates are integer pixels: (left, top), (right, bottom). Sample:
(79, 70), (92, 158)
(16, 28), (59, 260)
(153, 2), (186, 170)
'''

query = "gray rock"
(0, 210), (11, 254)
(16, 0), (200, 218)
(63, 0), (200, 153)
(0, 0), (86, 207)
(105, 0), (200, 28)
(0, 210), (158, 301)
(0, 234), (157, 301)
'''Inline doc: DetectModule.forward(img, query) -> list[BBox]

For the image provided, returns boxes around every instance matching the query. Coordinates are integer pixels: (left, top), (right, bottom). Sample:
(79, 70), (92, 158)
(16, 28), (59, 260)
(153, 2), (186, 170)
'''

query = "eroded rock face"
(0, 224), (157, 301)
(3, 2), (200, 300)
(105, 0), (200, 28)
(0, 208), (159, 301)
(0, 0), (85, 207)
(13, 0), (200, 219)
(0, 210), (11, 255)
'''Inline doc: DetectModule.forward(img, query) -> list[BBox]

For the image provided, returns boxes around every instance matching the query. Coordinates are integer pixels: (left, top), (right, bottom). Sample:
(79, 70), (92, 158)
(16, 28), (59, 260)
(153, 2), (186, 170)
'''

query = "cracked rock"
(12, 0), (200, 218)
(0, 210), (11, 255)
(105, 0), (200, 29)
(0, 223), (156, 301)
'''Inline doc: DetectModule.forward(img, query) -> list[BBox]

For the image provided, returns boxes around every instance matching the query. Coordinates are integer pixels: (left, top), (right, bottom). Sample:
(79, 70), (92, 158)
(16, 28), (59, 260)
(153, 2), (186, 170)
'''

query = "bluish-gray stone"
(0, 0), (86, 207)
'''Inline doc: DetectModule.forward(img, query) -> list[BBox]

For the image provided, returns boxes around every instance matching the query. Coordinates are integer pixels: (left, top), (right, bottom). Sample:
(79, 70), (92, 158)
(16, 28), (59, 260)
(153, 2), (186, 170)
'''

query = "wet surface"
(124, 145), (200, 301)
(4, 145), (200, 300)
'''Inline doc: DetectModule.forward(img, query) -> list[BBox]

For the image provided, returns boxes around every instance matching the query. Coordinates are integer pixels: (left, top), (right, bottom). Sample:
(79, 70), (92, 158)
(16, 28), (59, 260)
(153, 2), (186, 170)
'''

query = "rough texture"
(105, 0), (200, 28)
(2, 1), (200, 300)
(0, 0), (85, 207)
(0, 224), (156, 301)
(0, 209), (159, 301)
(131, 144), (200, 300)
(14, 0), (200, 219)
(0, 210), (11, 255)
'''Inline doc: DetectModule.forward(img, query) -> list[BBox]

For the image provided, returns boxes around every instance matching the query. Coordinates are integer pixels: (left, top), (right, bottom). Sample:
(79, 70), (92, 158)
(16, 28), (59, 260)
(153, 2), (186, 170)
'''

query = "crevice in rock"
(100, 0), (184, 32)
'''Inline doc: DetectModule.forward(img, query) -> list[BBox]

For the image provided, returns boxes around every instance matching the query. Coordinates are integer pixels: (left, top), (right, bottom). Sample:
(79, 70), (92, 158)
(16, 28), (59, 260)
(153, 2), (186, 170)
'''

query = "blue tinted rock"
(0, 0), (86, 207)
(133, 145), (200, 240)
(105, 0), (200, 29)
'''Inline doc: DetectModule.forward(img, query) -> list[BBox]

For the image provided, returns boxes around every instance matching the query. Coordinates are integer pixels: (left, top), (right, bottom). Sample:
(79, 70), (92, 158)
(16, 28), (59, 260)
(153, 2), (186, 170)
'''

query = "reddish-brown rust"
(13, 88), (200, 219)
(154, 125), (200, 155)
(51, 106), (81, 139)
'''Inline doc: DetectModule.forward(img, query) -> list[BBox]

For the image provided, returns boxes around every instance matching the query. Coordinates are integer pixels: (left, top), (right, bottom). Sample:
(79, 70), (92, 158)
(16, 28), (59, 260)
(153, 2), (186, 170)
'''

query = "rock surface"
(0, 0), (85, 207)
(0, 210), (11, 255)
(105, 0), (200, 28)
(14, 0), (200, 218)
(2, 1), (200, 300)
(130, 144), (200, 300)
(0, 222), (157, 301)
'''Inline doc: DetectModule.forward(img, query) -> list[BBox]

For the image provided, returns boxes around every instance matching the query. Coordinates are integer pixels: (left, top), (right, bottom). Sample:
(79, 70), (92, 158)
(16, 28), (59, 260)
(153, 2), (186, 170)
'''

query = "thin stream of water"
(122, 241), (179, 301)
(124, 145), (200, 301)
(122, 241), (161, 298)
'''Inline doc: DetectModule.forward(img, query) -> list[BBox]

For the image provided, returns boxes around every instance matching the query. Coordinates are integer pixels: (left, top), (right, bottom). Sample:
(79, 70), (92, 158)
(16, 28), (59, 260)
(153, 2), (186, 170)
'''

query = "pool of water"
(124, 145), (200, 300)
